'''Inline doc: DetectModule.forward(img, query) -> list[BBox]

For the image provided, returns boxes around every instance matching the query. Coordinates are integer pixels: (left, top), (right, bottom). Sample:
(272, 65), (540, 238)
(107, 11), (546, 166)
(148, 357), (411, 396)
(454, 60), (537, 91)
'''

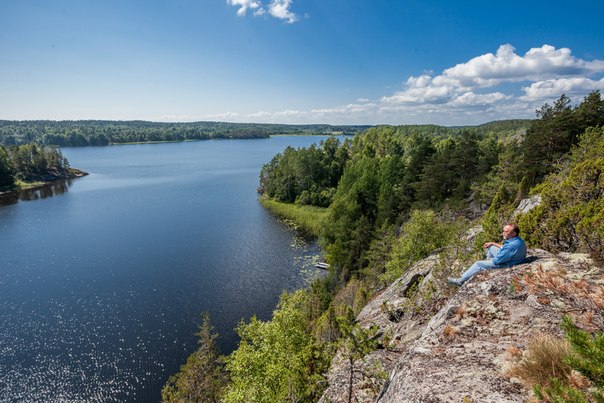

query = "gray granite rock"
(319, 249), (604, 403)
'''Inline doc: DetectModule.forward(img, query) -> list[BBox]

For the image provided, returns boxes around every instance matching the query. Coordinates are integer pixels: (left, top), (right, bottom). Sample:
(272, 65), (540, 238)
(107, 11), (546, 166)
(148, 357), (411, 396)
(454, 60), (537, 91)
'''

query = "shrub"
(223, 290), (330, 403)
(383, 210), (460, 283)
(475, 184), (515, 250)
(518, 127), (604, 261)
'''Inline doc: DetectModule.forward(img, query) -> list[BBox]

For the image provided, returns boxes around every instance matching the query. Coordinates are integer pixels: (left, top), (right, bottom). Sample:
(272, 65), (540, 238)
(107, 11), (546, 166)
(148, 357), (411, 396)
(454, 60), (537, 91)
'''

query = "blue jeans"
(459, 246), (505, 283)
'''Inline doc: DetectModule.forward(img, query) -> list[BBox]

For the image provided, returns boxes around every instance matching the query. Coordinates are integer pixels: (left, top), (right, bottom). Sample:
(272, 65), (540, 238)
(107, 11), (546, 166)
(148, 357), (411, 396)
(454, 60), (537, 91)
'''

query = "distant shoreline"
(70, 134), (346, 147)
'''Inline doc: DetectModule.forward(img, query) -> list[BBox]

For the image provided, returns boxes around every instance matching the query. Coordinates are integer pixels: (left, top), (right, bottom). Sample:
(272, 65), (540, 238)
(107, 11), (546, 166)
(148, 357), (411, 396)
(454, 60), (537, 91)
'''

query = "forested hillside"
(163, 91), (604, 402)
(0, 120), (371, 146)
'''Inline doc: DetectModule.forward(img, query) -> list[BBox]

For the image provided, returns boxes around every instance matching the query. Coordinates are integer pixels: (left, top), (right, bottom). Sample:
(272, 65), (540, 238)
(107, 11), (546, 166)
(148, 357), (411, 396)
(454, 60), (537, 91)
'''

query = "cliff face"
(319, 249), (604, 402)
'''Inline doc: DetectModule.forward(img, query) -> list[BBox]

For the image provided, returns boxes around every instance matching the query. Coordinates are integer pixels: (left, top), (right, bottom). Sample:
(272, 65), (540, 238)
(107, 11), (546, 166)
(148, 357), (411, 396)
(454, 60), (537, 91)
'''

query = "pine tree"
(0, 146), (15, 188)
(162, 312), (226, 403)
(561, 316), (604, 390)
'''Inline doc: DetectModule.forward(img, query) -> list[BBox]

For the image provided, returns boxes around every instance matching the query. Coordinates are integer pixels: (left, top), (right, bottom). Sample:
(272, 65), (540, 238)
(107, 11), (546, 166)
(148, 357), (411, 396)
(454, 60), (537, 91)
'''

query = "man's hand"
(483, 242), (500, 248)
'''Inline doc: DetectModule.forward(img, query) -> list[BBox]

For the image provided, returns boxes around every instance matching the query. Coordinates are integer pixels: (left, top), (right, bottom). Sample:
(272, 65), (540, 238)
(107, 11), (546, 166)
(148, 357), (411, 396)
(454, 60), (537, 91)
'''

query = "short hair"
(507, 223), (520, 236)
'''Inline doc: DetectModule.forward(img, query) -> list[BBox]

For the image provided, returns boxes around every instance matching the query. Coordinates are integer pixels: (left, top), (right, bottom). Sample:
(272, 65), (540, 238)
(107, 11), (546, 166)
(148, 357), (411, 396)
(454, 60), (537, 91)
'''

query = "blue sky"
(1, 0), (604, 125)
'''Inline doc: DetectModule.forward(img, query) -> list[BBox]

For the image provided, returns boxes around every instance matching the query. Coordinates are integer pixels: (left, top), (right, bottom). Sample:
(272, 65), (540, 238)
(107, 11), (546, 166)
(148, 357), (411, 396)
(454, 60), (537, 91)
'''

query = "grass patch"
(259, 197), (327, 238)
(1, 180), (44, 194)
(505, 333), (572, 387)
(15, 179), (46, 189)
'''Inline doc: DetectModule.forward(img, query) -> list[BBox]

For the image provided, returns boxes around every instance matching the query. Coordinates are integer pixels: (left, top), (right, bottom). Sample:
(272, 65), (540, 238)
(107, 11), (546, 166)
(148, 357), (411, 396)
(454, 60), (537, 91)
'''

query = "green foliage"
(261, 123), (515, 280)
(475, 119), (533, 134)
(475, 185), (514, 249)
(162, 313), (227, 403)
(561, 317), (604, 389)
(477, 132), (501, 179)
(259, 137), (351, 207)
(315, 125), (502, 280)
(336, 309), (381, 403)
(384, 210), (459, 283)
(0, 146), (14, 188)
(522, 91), (604, 185)
(323, 156), (381, 276)
(415, 130), (480, 208)
(518, 126), (604, 261)
(472, 138), (522, 207)
(359, 225), (396, 287)
(533, 378), (591, 403)
(0, 144), (73, 188)
(223, 290), (330, 403)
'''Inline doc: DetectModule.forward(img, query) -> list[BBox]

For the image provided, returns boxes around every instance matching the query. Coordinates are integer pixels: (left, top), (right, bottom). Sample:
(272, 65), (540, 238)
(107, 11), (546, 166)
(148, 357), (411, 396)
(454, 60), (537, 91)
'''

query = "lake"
(0, 136), (333, 402)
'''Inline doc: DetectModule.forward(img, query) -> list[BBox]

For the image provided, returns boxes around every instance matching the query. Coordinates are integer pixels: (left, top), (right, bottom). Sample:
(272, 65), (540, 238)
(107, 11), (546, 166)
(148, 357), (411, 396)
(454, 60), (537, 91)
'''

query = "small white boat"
(315, 262), (330, 270)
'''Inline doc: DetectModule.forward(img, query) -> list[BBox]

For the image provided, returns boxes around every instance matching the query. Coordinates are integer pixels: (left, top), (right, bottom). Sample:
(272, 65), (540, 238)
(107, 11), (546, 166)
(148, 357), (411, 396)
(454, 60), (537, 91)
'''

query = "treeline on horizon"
(0, 120), (372, 146)
(162, 91), (604, 402)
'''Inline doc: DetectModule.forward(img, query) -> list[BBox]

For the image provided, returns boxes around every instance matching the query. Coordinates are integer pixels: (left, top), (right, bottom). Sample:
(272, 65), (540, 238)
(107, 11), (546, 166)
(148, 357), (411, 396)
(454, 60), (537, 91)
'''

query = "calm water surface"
(0, 137), (332, 402)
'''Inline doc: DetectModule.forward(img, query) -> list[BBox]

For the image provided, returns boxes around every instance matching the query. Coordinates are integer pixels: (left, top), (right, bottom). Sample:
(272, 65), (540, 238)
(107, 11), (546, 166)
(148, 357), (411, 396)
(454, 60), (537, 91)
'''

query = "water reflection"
(0, 179), (74, 206)
(0, 138), (334, 402)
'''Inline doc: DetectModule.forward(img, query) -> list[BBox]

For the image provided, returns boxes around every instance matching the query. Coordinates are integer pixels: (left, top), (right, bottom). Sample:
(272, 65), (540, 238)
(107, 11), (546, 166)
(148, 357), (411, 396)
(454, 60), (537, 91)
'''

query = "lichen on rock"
(319, 249), (604, 402)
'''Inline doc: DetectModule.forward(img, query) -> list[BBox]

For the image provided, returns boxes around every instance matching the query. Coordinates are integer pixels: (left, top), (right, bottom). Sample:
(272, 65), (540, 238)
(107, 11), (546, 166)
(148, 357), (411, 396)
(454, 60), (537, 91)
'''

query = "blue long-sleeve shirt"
(492, 236), (527, 266)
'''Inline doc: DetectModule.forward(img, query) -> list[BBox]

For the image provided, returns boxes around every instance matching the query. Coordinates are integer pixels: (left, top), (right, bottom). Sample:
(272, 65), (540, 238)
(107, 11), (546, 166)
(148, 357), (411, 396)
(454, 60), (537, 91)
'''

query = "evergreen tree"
(0, 146), (15, 188)
(162, 313), (227, 403)
(336, 309), (381, 403)
(519, 126), (604, 261)
(522, 91), (604, 185)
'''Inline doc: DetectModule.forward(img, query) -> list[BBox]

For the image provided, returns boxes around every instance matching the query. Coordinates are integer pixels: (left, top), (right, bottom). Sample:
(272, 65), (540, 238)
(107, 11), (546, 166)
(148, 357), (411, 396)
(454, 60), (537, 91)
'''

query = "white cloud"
(227, 0), (298, 23)
(381, 74), (458, 104)
(268, 0), (297, 23)
(275, 109), (302, 116)
(248, 111), (271, 118)
(382, 44), (604, 108)
(371, 44), (604, 125)
(443, 44), (604, 87)
(521, 77), (604, 100)
(310, 103), (376, 116)
(448, 91), (511, 107)
(202, 111), (242, 121)
(227, 0), (262, 16)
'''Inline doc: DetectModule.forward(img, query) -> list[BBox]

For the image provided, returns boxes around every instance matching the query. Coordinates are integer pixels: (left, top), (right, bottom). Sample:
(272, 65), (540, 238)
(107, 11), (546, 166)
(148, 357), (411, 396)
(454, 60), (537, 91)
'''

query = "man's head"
(502, 223), (519, 239)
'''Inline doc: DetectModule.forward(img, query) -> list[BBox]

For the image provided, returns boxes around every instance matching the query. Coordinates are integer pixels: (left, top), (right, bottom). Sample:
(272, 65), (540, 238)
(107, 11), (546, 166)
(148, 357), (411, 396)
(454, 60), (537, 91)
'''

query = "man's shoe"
(447, 277), (464, 286)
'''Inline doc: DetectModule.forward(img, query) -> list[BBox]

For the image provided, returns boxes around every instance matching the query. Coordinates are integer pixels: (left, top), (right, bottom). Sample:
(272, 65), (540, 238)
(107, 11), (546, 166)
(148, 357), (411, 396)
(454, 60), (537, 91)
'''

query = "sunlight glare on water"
(0, 137), (333, 402)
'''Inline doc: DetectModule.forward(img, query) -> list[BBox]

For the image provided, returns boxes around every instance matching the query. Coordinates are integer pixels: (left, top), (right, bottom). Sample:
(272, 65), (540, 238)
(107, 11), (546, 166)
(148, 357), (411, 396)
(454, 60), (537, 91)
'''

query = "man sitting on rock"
(448, 223), (527, 286)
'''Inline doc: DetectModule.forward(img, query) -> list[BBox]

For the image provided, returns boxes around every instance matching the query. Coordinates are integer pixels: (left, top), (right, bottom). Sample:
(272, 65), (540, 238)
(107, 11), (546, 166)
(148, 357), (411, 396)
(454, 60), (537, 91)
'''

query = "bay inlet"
(0, 136), (333, 402)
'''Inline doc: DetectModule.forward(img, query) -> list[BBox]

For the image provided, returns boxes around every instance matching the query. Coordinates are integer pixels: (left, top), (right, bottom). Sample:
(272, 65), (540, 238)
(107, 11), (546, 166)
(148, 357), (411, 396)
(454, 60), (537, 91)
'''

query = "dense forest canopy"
(258, 120), (531, 210)
(0, 144), (73, 190)
(0, 120), (372, 147)
(163, 91), (604, 402)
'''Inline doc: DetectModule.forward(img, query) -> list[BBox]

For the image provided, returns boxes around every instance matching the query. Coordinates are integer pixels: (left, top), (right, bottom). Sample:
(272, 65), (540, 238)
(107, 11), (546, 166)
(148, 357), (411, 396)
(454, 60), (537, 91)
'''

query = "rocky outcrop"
(319, 249), (604, 402)
(514, 195), (541, 215)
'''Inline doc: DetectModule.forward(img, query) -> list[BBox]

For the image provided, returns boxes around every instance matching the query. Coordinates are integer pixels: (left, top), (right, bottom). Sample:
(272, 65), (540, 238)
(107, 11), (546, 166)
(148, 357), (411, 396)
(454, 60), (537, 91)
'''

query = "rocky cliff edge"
(319, 249), (604, 402)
